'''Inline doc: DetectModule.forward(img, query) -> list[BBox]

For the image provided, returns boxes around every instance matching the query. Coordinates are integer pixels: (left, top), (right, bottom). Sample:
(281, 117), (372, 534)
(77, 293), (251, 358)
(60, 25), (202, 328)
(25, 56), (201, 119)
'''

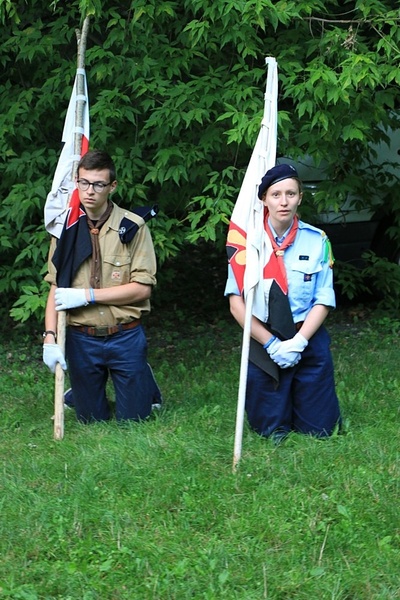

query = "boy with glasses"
(43, 150), (160, 423)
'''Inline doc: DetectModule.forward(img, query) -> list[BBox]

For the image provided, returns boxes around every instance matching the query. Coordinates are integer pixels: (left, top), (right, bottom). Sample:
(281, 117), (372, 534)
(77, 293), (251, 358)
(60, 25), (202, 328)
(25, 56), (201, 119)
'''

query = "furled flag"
(44, 67), (90, 239)
(226, 57), (278, 318)
(226, 58), (295, 380)
(44, 67), (91, 288)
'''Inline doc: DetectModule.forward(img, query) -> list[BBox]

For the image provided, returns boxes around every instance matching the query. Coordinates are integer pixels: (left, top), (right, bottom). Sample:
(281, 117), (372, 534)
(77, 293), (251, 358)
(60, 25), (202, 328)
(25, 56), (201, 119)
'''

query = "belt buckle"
(94, 326), (109, 337)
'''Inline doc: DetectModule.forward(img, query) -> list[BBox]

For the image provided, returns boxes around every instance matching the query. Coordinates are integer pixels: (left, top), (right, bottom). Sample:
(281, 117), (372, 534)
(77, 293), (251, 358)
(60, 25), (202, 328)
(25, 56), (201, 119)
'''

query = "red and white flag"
(226, 57), (278, 321)
(44, 67), (90, 238)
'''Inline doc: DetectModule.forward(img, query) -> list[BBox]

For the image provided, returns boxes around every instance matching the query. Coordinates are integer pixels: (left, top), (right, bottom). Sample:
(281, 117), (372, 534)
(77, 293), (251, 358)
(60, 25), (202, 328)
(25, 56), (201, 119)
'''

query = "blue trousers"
(66, 325), (155, 423)
(245, 326), (341, 438)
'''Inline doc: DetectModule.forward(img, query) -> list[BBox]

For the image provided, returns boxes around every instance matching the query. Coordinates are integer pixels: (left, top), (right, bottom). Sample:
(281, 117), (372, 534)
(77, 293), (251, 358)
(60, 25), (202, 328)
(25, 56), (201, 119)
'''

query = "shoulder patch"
(119, 217), (139, 244)
(323, 235), (335, 267)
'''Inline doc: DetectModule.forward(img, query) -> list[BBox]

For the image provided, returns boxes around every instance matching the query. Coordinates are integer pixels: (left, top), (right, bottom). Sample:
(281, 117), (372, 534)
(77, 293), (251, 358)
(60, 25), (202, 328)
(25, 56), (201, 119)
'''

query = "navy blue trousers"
(245, 326), (341, 438)
(66, 325), (155, 423)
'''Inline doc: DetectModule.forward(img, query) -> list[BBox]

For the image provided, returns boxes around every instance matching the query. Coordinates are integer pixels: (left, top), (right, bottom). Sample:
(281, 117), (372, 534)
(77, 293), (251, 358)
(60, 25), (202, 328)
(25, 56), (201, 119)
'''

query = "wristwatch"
(43, 330), (57, 340)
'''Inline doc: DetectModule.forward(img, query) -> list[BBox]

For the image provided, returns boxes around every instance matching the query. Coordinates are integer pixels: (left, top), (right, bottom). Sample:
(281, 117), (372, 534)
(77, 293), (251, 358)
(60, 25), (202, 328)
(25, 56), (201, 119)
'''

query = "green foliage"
(333, 261), (369, 301)
(186, 168), (237, 245)
(1, 0), (400, 322)
(334, 251), (400, 311)
(361, 251), (400, 311)
(9, 283), (49, 323)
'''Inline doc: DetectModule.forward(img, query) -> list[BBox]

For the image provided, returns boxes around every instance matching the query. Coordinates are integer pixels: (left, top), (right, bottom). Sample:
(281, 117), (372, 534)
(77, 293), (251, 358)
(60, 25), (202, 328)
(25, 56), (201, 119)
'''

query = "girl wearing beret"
(225, 164), (341, 442)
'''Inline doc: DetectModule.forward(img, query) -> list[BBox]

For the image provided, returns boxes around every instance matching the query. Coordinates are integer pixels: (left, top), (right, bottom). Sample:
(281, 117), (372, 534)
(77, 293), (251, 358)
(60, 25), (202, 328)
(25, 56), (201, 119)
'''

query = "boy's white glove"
(43, 343), (67, 373)
(55, 288), (88, 311)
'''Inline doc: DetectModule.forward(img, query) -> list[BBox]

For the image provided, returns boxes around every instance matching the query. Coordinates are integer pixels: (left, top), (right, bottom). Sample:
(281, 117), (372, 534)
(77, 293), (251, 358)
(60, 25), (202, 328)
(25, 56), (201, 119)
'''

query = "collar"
(268, 218), (294, 245)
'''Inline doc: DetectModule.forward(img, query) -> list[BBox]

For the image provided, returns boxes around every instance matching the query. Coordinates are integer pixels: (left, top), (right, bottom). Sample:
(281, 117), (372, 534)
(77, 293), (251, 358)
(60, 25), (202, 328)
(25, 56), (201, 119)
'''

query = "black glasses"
(77, 179), (112, 193)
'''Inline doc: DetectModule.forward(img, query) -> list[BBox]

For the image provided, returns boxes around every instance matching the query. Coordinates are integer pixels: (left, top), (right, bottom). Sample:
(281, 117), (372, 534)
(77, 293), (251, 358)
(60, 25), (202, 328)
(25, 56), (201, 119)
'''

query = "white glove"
(55, 288), (88, 311)
(263, 336), (281, 354)
(263, 336), (298, 368)
(43, 343), (67, 373)
(267, 332), (308, 369)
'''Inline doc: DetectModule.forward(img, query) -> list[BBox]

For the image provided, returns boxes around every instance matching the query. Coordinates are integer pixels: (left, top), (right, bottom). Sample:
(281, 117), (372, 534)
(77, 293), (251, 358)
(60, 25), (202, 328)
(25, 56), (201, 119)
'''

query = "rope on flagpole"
(54, 15), (90, 441)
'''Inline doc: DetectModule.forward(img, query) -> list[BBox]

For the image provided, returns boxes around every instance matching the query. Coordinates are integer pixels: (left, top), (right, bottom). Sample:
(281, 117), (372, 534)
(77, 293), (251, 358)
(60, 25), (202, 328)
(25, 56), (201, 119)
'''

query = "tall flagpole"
(54, 15), (90, 440)
(232, 58), (278, 470)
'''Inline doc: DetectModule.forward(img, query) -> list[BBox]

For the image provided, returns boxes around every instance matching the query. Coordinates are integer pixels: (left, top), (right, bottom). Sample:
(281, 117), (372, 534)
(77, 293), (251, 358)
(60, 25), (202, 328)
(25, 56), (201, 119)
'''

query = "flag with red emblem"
(226, 57), (278, 323)
(44, 68), (91, 287)
(228, 58), (294, 469)
(44, 68), (90, 239)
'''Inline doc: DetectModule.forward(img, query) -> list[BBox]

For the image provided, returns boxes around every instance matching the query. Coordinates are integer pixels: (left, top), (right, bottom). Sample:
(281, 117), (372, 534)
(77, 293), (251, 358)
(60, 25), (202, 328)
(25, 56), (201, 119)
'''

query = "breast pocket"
(103, 254), (131, 286)
(289, 257), (322, 304)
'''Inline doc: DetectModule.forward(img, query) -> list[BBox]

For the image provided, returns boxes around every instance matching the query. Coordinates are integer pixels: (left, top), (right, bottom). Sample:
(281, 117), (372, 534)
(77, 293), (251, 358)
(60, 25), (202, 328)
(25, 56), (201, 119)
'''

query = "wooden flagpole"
(53, 310), (66, 440)
(54, 15), (90, 440)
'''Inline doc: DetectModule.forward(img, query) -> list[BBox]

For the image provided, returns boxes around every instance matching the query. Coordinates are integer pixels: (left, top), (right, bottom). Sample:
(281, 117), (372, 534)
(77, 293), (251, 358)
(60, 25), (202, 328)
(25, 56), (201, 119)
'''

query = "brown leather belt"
(295, 321), (304, 331)
(70, 320), (140, 337)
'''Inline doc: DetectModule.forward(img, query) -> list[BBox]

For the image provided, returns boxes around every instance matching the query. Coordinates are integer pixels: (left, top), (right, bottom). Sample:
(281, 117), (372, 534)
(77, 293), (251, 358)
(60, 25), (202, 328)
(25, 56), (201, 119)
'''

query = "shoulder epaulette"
(118, 204), (159, 244)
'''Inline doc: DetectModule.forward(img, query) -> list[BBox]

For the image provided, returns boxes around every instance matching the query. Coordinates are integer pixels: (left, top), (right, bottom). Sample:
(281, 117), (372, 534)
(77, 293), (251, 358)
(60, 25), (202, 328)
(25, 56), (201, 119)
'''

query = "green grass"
(0, 308), (399, 599)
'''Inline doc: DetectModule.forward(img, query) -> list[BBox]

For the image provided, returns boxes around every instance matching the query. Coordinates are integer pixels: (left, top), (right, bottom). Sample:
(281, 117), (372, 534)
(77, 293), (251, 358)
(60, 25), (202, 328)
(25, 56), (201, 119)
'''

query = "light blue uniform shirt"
(225, 219), (336, 323)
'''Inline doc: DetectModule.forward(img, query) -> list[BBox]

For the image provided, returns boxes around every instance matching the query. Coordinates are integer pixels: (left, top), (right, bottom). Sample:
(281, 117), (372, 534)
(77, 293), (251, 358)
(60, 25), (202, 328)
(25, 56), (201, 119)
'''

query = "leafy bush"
(1, 0), (400, 322)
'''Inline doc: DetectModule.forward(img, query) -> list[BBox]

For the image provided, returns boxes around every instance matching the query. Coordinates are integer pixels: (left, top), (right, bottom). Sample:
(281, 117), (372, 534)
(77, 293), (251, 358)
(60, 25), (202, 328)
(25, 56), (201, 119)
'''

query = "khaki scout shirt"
(45, 202), (157, 327)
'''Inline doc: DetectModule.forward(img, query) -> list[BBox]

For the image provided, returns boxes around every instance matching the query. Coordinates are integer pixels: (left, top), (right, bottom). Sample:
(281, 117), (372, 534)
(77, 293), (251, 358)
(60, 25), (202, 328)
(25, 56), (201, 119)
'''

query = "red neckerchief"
(263, 214), (299, 294)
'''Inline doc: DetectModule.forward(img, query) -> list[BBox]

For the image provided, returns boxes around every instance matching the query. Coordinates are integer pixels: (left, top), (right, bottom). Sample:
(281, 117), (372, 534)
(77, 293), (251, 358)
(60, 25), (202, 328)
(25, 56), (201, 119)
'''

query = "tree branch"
(304, 16), (400, 25)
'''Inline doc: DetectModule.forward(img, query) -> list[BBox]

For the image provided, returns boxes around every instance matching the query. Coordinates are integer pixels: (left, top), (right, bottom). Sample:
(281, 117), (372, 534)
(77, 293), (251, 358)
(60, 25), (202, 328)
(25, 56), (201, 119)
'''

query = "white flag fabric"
(44, 67), (90, 238)
(226, 57), (278, 321)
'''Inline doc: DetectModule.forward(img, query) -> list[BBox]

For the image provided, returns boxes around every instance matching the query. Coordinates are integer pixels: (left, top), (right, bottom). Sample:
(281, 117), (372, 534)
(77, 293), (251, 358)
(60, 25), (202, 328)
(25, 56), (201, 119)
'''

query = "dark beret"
(258, 164), (299, 199)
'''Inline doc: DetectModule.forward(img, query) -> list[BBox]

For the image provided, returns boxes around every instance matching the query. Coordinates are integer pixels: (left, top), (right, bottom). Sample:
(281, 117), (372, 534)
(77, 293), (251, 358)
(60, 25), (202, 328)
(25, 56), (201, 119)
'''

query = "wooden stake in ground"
(53, 16), (90, 440)
(53, 310), (66, 440)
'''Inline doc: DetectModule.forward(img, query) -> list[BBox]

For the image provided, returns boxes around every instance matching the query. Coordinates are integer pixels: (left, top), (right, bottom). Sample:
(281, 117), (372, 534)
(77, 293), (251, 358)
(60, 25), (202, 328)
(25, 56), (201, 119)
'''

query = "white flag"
(226, 57), (278, 320)
(44, 67), (90, 238)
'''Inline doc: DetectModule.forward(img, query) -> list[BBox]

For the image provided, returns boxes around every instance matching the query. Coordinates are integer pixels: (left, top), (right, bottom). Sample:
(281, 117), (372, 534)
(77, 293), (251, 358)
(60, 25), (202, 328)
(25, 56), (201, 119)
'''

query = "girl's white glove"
(266, 333), (308, 369)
